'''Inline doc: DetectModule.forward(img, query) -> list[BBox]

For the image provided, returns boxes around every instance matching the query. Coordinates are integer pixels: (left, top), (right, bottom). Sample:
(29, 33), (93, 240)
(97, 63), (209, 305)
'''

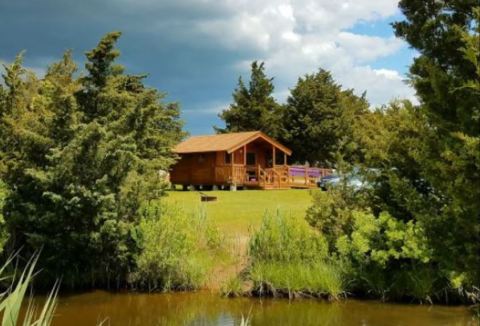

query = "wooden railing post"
(231, 152), (234, 183)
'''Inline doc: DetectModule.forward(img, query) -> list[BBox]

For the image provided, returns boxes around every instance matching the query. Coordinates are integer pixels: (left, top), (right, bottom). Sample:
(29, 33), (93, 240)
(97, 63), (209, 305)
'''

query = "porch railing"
(215, 164), (332, 188)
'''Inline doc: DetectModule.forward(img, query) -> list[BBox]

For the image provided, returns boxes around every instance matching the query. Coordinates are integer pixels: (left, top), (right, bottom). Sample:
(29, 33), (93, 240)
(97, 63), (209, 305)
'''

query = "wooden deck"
(214, 165), (332, 189)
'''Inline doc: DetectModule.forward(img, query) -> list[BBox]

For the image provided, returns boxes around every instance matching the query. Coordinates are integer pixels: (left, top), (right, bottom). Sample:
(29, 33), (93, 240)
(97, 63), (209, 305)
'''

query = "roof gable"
(173, 131), (292, 155)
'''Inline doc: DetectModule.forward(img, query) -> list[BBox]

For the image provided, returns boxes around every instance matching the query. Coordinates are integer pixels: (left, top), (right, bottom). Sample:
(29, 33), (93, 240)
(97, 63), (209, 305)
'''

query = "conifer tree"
(217, 61), (281, 136)
(281, 69), (368, 166)
(389, 1), (480, 286)
(0, 32), (185, 288)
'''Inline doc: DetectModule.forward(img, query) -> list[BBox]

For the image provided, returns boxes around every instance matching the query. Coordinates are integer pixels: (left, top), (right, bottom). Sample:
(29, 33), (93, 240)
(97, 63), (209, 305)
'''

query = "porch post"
(272, 147), (276, 167)
(243, 145), (247, 165)
(231, 151), (234, 183)
(284, 153), (287, 166)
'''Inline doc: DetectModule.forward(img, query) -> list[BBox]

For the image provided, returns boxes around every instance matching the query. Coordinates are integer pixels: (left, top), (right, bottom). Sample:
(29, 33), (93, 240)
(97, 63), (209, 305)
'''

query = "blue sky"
(0, 0), (416, 135)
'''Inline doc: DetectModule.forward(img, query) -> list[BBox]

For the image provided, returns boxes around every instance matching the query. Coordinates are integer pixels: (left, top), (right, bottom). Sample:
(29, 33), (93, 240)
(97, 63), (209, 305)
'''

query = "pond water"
(45, 290), (476, 326)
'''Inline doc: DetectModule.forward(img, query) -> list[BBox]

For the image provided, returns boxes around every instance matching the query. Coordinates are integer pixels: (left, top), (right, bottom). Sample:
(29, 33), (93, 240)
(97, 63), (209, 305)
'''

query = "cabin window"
(246, 152), (256, 165)
(198, 154), (205, 163)
(225, 152), (231, 164)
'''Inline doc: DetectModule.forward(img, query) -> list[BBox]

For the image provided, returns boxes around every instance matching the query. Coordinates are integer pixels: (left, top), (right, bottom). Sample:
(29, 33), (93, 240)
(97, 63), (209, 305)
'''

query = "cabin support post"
(284, 153), (287, 166)
(243, 145), (247, 165)
(230, 152), (235, 190)
(272, 147), (276, 167)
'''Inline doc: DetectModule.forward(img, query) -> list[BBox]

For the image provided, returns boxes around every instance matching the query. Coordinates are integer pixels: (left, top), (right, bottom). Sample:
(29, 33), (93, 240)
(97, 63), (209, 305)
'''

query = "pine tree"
(281, 69), (368, 166)
(217, 61), (281, 136)
(390, 1), (480, 287)
(0, 32), (185, 288)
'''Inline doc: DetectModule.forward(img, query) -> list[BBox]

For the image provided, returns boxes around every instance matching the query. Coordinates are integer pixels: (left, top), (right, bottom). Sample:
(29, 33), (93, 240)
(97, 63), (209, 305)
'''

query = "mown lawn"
(160, 189), (317, 235)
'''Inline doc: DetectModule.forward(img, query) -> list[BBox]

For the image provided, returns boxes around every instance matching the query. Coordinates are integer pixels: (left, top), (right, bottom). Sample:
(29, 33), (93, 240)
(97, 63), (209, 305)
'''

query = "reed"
(0, 252), (59, 326)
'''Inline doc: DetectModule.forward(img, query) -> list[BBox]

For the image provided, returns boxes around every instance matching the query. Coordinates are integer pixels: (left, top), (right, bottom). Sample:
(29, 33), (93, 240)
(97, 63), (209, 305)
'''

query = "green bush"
(131, 204), (221, 291)
(335, 210), (440, 301)
(305, 188), (452, 302)
(305, 186), (364, 251)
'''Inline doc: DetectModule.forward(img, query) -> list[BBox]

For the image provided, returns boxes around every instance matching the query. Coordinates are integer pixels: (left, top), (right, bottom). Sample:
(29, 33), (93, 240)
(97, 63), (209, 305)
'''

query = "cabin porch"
(213, 164), (332, 189)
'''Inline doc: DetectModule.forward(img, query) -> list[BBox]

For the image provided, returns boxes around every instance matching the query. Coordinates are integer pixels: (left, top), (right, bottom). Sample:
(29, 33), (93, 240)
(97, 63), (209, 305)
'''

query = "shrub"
(305, 185), (368, 251)
(305, 188), (452, 302)
(131, 204), (221, 291)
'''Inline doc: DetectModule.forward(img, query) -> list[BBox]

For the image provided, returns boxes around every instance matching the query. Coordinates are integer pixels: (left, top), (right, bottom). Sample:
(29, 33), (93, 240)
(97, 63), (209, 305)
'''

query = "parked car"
(317, 173), (340, 190)
(317, 170), (370, 191)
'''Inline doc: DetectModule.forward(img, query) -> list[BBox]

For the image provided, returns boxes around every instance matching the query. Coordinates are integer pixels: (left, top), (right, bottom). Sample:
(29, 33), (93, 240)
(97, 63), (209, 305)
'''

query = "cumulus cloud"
(184, 0), (416, 107)
(0, 0), (417, 132)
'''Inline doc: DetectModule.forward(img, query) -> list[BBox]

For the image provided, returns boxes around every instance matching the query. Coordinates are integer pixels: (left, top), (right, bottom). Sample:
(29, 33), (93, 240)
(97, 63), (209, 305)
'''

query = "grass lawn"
(160, 189), (318, 235)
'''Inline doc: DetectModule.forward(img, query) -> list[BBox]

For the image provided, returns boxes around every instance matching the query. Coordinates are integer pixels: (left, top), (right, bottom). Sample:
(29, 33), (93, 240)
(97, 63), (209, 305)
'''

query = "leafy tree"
(391, 2), (480, 288)
(0, 32), (185, 288)
(217, 61), (281, 136)
(281, 69), (368, 166)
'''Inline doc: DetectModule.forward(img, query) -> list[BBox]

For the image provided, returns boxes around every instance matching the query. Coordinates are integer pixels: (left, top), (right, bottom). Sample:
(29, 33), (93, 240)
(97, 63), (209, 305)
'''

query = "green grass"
(250, 261), (344, 299)
(160, 189), (317, 235)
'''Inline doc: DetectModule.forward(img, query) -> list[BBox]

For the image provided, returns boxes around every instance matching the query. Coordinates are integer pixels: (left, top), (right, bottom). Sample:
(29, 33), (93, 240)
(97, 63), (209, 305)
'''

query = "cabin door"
(264, 150), (273, 168)
(246, 152), (256, 166)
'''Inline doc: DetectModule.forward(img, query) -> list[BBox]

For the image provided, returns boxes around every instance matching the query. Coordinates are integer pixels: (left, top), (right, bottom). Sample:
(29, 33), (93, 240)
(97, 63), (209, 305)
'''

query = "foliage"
(280, 69), (369, 166)
(0, 32), (185, 288)
(0, 181), (8, 254)
(131, 204), (221, 291)
(220, 276), (243, 298)
(306, 185), (369, 252)
(249, 211), (328, 264)
(306, 187), (444, 302)
(0, 253), (59, 326)
(389, 1), (480, 291)
(216, 61), (281, 136)
(250, 261), (343, 299)
(335, 211), (431, 268)
(247, 212), (343, 298)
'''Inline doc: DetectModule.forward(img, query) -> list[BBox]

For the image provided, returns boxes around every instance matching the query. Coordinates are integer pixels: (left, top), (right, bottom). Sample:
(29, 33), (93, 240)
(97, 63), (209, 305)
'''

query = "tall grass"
(131, 204), (223, 291)
(250, 262), (343, 299)
(0, 253), (59, 326)
(247, 212), (344, 299)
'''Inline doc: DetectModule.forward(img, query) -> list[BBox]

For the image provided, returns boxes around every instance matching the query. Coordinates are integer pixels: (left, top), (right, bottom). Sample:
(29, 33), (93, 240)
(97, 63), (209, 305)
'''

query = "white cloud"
(187, 0), (416, 107)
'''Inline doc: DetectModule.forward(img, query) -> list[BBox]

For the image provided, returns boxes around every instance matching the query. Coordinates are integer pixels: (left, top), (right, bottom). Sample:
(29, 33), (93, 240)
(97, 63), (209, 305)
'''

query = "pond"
(46, 290), (476, 326)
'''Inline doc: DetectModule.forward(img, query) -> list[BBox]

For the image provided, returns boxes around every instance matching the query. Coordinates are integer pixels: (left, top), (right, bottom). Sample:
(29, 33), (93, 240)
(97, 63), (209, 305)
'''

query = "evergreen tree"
(378, 2), (480, 289)
(281, 69), (368, 166)
(0, 32), (185, 288)
(217, 61), (281, 136)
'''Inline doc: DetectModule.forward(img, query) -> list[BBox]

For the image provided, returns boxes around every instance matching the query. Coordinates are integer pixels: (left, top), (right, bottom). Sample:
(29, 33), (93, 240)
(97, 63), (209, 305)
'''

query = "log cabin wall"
(170, 152), (217, 185)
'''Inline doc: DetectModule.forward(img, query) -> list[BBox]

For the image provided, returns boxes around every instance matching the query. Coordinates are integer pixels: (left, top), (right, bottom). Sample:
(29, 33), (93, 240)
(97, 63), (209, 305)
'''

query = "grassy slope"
(161, 189), (317, 235)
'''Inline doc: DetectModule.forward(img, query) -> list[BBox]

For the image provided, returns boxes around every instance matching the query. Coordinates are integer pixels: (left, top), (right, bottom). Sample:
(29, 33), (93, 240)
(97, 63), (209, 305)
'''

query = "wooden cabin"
(170, 131), (331, 190)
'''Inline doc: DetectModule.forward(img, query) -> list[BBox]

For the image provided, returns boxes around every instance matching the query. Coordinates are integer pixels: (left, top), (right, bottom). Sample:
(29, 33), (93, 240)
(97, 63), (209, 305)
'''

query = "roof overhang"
(227, 132), (292, 155)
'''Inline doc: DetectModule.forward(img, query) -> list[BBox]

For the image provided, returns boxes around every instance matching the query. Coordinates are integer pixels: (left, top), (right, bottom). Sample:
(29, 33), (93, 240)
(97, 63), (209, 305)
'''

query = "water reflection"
(46, 290), (474, 326)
